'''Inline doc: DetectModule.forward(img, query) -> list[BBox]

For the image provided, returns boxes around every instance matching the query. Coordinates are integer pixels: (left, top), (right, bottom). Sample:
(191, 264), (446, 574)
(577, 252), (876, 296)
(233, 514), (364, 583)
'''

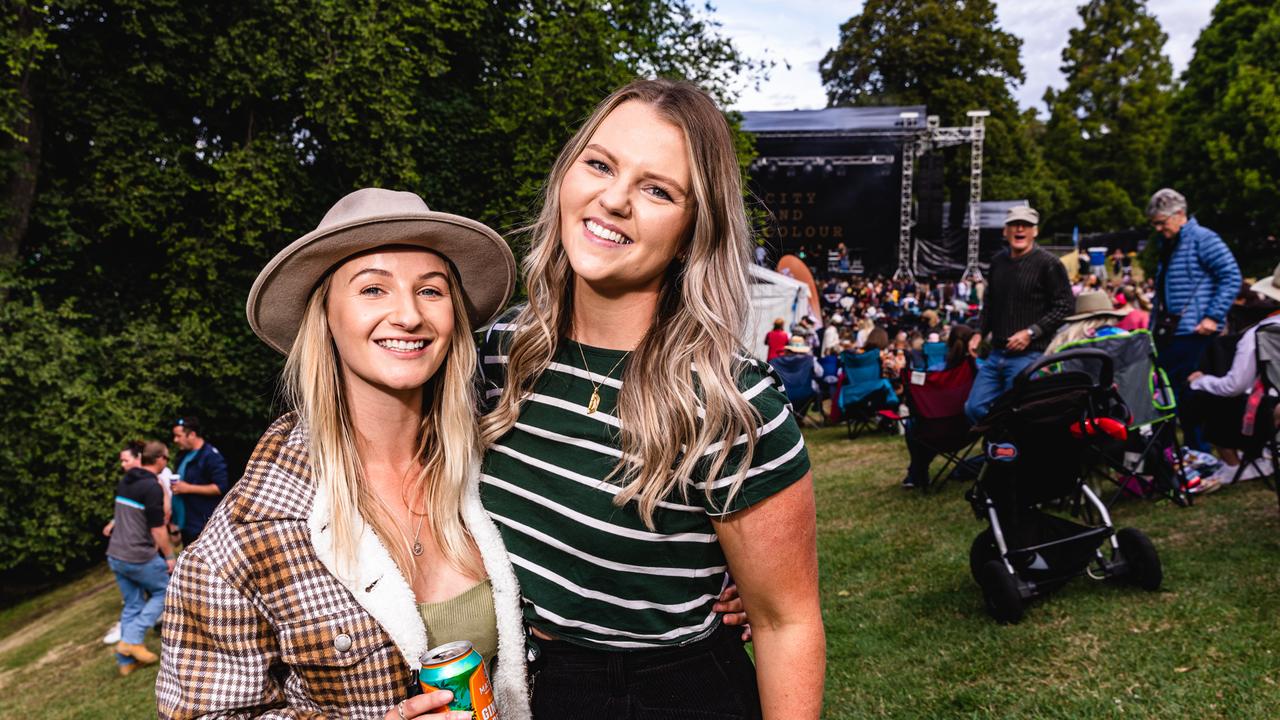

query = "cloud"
(716, 0), (859, 111)
(718, 0), (1216, 115)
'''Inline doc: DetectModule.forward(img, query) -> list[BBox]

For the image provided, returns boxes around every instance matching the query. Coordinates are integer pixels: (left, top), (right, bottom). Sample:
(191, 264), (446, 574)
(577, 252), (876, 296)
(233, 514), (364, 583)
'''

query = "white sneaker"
(102, 621), (121, 645)
(1240, 458), (1274, 481)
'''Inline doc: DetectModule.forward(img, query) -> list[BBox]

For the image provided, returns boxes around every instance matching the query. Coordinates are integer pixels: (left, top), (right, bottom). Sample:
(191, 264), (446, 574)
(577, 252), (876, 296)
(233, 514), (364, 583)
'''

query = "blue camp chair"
(769, 354), (819, 423)
(922, 342), (947, 371)
(839, 350), (899, 439)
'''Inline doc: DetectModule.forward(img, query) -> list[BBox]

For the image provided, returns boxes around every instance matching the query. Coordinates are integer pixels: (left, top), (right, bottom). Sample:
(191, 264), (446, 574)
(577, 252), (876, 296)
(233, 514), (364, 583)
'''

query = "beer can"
(418, 641), (498, 719)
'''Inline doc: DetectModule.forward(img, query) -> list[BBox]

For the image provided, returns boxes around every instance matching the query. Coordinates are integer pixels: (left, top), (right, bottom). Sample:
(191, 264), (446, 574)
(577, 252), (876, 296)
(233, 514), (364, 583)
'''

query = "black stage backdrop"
(750, 133), (901, 276)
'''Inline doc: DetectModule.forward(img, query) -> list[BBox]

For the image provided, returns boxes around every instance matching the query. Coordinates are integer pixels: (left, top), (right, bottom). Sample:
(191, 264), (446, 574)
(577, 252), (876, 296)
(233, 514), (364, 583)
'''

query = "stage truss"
(893, 110), (990, 282)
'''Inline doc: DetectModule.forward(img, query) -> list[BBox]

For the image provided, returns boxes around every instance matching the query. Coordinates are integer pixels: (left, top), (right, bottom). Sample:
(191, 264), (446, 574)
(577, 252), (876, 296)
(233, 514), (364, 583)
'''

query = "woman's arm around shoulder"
(712, 472), (825, 720)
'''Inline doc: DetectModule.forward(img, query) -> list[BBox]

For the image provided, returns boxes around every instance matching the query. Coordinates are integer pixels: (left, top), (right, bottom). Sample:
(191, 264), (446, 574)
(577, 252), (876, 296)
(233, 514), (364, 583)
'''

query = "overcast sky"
(718, 0), (1217, 117)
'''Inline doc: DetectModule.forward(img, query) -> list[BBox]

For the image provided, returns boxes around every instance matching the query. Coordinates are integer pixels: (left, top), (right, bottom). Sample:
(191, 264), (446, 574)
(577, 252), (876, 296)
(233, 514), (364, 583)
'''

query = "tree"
(0, 1), (53, 268)
(819, 0), (1063, 221)
(1041, 0), (1173, 233)
(0, 0), (765, 576)
(1165, 0), (1280, 271)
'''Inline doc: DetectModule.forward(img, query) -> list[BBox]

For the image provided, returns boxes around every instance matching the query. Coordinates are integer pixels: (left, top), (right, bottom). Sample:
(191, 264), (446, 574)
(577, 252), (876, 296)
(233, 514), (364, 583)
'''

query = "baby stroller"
(966, 349), (1163, 623)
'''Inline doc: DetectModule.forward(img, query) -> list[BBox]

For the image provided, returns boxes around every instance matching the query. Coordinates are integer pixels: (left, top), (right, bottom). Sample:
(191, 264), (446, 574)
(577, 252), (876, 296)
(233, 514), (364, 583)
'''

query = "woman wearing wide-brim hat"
(157, 188), (532, 720)
(1046, 290), (1130, 353)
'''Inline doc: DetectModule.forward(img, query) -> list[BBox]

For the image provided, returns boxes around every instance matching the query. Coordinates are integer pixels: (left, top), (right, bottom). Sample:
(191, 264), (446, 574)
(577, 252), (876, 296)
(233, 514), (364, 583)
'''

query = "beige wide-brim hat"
(1252, 261), (1280, 304)
(1065, 290), (1128, 322)
(246, 188), (516, 355)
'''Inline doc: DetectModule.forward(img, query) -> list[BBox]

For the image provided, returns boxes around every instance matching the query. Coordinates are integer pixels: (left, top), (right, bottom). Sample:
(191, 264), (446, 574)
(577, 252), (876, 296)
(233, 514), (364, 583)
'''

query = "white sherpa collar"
(308, 484), (429, 669)
(306, 456), (531, 720)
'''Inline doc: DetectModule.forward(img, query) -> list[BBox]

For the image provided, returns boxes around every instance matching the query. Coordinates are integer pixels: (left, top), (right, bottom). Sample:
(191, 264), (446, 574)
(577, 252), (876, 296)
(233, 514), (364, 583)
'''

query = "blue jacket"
(177, 443), (229, 537)
(1157, 218), (1241, 336)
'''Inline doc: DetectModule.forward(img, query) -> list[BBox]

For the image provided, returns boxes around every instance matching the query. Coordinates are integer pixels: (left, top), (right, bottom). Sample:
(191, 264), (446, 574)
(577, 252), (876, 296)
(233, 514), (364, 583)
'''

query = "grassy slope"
(812, 426), (1280, 719)
(1, 427), (1278, 718)
(0, 565), (160, 718)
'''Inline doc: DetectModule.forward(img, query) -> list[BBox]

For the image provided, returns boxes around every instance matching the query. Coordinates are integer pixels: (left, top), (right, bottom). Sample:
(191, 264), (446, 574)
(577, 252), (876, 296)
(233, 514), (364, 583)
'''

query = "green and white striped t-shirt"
(477, 314), (810, 650)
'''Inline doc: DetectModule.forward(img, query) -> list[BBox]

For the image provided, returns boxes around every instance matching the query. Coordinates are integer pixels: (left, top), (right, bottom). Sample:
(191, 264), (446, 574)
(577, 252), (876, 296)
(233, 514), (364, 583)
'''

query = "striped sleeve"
(697, 359), (810, 516)
(476, 307), (522, 413)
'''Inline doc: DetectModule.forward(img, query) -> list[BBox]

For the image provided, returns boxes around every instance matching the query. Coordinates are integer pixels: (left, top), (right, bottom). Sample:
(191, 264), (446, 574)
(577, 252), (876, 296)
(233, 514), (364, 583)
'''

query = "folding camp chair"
(769, 353), (821, 427)
(1232, 322), (1280, 508)
(1055, 330), (1192, 507)
(899, 360), (979, 492)
(839, 349), (898, 439)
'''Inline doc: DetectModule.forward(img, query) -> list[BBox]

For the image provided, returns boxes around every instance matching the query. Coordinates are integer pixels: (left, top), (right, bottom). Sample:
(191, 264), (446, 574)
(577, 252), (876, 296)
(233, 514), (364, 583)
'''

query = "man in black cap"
(964, 205), (1074, 422)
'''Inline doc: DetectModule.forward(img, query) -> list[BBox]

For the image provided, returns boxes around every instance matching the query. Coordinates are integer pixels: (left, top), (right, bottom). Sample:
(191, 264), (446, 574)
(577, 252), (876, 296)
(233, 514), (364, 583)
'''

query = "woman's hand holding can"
(383, 691), (470, 720)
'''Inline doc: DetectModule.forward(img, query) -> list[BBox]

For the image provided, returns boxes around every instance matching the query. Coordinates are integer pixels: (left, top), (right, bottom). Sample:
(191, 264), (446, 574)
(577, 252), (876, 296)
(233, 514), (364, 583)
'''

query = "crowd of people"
(766, 188), (1279, 495)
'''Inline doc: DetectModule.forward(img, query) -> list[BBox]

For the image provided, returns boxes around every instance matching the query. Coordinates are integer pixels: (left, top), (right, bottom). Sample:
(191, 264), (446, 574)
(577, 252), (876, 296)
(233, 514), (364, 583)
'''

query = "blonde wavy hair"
(480, 78), (760, 528)
(284, 253), (482, 581)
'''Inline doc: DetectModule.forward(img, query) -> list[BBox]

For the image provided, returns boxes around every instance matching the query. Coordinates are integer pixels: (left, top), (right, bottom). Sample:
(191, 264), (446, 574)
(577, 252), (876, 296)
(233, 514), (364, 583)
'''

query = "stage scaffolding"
(892, 110), (990, 282)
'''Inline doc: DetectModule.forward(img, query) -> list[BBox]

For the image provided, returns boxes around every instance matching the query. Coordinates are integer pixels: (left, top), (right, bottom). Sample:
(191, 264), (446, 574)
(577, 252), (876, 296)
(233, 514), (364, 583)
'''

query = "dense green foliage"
(818, 0), (1064, 220)
(1042, 0), (1173, 233)
(1167, 0), (1280, 272)
(0, 0), (763, 575)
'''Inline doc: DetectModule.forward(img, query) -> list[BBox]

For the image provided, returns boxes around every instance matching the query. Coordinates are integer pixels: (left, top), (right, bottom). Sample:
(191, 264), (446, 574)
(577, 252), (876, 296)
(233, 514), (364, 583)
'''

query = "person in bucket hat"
(159, 188), (533, 720)
(1046, 291), (1130, 353)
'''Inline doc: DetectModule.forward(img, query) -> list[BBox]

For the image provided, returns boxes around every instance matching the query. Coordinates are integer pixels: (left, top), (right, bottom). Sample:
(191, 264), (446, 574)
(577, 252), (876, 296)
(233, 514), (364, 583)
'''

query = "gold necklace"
(574, 336), (629, 414)
(400, 469), (426, 557)
(411, 511), (425, 556)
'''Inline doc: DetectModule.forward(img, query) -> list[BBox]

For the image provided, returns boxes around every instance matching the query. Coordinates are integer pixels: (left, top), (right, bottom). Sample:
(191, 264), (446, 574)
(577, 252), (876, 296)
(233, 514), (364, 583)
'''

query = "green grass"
(0, 565), (161, 719)
(2, 427), (1279, 718)
(812, 426), (1280, 719)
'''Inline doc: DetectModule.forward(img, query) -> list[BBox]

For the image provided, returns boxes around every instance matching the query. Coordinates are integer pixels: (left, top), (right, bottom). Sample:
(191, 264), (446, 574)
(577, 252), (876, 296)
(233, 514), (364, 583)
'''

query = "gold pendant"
(587, 389), (601, 414)
(411, 542), (423, 556)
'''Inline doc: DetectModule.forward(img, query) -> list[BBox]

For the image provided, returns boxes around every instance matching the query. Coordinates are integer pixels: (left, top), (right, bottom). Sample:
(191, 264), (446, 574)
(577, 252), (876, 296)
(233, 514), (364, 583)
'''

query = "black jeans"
(528, 624), (762, 720)
(904, 423), (938, 484)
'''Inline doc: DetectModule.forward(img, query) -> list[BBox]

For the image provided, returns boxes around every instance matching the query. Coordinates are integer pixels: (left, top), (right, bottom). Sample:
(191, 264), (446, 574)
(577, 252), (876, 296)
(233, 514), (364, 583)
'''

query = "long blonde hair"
(480, 79), (760, 528)
(284, 255), (482, 581)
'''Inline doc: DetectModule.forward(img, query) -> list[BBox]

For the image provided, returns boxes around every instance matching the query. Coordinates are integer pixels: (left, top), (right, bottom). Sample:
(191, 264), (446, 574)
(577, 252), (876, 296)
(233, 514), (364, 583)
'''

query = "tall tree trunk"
(1, 107), (41, 267)
(1, 2), (42, 288)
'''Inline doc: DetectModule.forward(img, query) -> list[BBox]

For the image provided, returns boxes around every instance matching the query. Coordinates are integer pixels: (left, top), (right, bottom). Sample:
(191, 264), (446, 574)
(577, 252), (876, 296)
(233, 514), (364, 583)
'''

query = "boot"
(118, 661), (139, 677)
(115, 641), (158, 665)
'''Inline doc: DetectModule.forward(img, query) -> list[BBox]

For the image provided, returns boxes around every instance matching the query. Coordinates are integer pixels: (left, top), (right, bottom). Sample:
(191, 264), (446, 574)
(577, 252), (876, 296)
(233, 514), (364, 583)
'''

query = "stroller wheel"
(968, 529), (999, 585)
(1115, 527), (1162, 591)
(978, 560), (1023, 624)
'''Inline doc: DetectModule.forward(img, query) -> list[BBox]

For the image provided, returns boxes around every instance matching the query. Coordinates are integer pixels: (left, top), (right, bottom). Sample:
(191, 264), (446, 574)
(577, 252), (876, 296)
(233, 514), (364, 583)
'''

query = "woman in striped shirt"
(479, 79), (825, 719)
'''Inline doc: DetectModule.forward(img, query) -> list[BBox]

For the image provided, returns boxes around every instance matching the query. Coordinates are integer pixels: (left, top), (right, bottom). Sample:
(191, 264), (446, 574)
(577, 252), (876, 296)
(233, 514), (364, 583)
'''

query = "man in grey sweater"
(964, 206), (1074, 422)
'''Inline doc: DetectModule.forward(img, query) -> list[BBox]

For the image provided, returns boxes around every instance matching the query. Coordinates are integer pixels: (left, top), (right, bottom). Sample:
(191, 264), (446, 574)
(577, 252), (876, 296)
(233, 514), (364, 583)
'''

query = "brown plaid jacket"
(156, 413), (531, 719)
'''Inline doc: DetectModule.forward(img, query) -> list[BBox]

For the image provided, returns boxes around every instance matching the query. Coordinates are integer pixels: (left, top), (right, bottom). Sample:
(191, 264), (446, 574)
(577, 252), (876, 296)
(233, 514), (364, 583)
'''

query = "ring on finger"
(396, 700), (408, 720)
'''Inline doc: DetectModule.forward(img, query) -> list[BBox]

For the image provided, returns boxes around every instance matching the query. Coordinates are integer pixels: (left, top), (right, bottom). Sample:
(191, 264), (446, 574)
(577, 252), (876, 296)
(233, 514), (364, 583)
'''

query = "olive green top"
(417, 579), (499, 663)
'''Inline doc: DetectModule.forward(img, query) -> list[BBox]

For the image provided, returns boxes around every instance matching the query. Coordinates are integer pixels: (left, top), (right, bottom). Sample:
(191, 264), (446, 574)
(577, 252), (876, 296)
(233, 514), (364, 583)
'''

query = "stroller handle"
(1013, 347), (1114, 391)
